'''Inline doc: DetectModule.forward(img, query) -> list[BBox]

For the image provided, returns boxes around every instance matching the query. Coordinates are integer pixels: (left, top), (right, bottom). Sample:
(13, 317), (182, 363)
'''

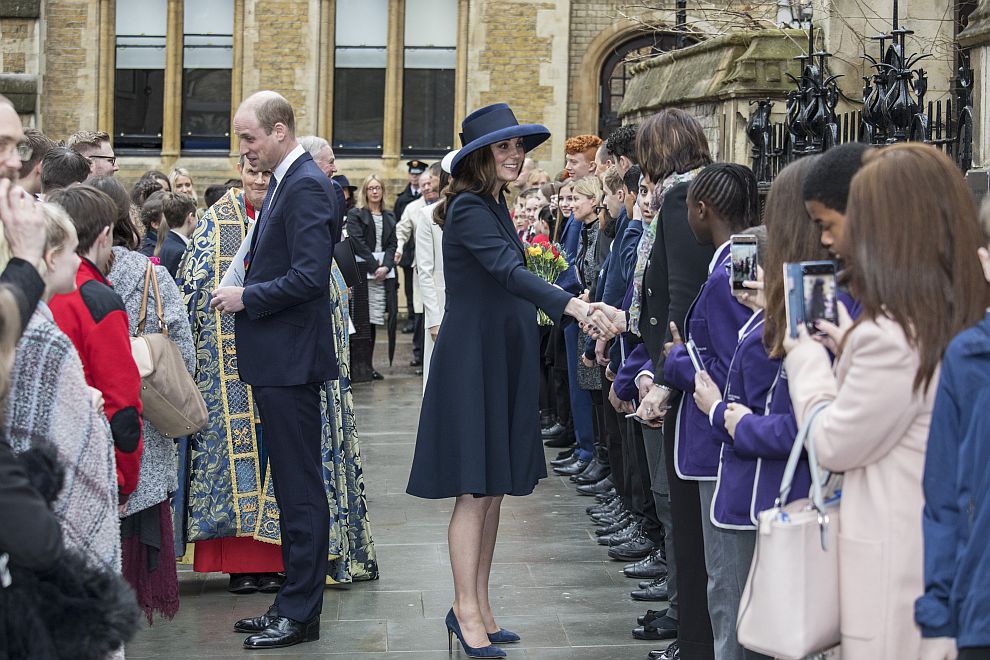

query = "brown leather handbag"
(130, 262), (207, 438)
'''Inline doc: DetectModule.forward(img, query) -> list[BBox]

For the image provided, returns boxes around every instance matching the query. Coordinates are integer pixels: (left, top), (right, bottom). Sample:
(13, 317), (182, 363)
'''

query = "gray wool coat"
(108, 246), (195, 517)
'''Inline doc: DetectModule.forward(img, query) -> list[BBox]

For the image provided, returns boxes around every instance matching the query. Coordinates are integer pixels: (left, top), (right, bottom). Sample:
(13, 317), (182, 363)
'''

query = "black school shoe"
(228, 573), (259, 594)
(649, 639), (680, 659)
(623, 549), (666, 579)
(632, 613), (678, 640)
(630, 575), (669, 601)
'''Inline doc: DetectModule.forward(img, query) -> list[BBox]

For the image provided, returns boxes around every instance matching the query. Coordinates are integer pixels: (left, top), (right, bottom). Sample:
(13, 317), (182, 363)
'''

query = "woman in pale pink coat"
(783, 144), (989, 660)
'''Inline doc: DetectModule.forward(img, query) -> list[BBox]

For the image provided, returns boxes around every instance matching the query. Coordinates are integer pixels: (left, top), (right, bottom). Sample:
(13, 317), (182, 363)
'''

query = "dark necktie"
(245, 174), (278, 273)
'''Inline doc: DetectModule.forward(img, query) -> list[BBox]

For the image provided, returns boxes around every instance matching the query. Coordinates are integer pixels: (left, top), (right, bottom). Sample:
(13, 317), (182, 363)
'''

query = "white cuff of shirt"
(708, 400), (721, 426)
(634, 370), (655, 390)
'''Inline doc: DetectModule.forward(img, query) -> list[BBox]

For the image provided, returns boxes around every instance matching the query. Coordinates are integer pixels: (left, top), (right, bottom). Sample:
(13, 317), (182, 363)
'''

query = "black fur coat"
(0, 444), (141, 660)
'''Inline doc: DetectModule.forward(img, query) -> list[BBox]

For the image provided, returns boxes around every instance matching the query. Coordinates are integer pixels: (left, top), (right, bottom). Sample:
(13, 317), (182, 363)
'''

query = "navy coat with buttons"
(916, 311), (990, 648)
(407, 192), (573, 499)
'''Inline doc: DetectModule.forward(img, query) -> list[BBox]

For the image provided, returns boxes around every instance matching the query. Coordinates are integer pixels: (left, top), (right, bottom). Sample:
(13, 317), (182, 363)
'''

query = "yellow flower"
(527, 246), (541, 257)
(555, 256), (568, 269)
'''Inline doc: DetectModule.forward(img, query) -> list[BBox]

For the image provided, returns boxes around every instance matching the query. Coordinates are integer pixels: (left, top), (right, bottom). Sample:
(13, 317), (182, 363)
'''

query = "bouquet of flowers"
(525, 235), (569, 326)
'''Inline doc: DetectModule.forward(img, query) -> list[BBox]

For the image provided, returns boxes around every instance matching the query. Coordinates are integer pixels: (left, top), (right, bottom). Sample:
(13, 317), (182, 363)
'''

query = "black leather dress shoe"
(243, 616), (320, 649)
(577, 476), (614, 496)
(555, 447), (575, 460)
(637, 608), (668, 626)
(634, 614), (678, 641)
(550, 453), (578, 468)
(598, 520), (639, 546)
(573, 460), (610, 485)
(631, 575), (669, 601)
(609, 533), (655, 561)
(553, 458), (589, 476)
(541, 422), (566, 438)
(257, 573), (284, 593)
(234, 604), (279, 633)
(228, 573), (258, 594)
(595, 513), (631, 536)
(569, 457), (600, 482)
(592, 508), (629, 527)
(371, 370), (385, 380)
(649, 639), (680, 659)
(623, 549), (666, 579)
(410, 358), (423, 367)
(595, 488), (617, 502)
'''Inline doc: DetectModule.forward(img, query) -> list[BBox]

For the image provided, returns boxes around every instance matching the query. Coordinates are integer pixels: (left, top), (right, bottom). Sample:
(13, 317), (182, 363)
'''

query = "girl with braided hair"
(660, 161), (765, 660)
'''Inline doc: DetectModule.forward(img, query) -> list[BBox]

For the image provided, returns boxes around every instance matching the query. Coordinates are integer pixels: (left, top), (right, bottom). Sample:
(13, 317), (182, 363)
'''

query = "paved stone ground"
(128, 337), (668, 659)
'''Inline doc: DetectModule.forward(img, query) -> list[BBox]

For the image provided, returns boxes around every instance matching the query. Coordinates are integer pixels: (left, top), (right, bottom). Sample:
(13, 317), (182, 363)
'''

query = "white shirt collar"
(709, 240), (731, 274)
(170, 228), (191, 247)
(273, 144), (306, 184)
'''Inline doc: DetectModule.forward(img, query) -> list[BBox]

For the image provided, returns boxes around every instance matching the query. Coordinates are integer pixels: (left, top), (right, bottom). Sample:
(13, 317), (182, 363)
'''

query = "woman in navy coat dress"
(406, 104), (620, 657)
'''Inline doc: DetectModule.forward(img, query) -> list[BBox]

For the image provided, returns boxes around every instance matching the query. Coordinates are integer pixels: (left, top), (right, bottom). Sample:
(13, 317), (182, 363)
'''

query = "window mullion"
(382, 0), (405, 161)
(162, 0), (183, 159)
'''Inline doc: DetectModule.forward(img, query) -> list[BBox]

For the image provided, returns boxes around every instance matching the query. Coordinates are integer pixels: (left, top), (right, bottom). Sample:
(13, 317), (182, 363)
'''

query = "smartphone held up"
(730, 234), (759, 291)
(784, 260), (839, 338)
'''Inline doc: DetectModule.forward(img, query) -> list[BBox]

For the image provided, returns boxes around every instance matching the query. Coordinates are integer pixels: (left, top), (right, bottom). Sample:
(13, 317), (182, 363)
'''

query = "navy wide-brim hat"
(450, 103), (550, 176)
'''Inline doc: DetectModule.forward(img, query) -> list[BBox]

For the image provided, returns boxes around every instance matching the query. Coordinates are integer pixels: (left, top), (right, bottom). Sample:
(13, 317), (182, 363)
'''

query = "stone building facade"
(0, 0), (967, 198)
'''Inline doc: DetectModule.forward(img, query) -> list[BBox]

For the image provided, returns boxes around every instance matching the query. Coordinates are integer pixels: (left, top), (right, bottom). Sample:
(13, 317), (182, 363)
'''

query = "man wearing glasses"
(66, 130), (119, 177)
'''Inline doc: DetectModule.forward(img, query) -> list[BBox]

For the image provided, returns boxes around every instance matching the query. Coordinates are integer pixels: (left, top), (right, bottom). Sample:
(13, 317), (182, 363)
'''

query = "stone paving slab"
(128, 344), (668, 659)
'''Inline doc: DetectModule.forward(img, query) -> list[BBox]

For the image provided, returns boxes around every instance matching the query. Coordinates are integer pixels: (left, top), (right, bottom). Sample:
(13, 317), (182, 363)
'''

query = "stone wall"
(466, 0), (569, 166)
(41, 0), (100, 140)
(241, 0), (321, 135)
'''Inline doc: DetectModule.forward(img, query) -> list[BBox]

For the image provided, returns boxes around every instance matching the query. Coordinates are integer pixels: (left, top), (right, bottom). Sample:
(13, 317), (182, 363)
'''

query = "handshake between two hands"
(576, 301), (626, 341)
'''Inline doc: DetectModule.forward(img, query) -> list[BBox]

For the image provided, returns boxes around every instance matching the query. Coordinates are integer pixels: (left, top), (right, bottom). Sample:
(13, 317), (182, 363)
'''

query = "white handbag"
(736, 401), (840, 660)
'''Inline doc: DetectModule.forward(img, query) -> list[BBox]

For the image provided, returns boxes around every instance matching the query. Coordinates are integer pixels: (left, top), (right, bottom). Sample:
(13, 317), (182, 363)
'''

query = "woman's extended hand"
(374, 266), (389, 282)
(692, 371), (721, 413)
(724, 403), (752, 438)
(569, 300), (625, 340)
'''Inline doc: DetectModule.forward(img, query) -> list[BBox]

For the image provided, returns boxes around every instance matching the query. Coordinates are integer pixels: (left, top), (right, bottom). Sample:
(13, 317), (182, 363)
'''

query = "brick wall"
(41, 0), (99, 140)
(241, 0), (319, 134)
(0, 18), (33, 73)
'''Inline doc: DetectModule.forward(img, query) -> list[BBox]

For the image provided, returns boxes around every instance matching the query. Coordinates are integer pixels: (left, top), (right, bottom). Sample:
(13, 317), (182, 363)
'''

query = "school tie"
(245, 174), (278, 273)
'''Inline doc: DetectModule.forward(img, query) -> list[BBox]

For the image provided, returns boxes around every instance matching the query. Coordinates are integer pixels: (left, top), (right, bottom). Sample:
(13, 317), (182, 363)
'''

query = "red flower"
(532, 234), (550, 247)
(550, 246), (560, 258)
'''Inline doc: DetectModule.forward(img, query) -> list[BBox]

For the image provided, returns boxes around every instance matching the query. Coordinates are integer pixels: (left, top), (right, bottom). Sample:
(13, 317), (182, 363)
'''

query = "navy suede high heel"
(445, 609), (507, 658)
(487, 628), (521, 644)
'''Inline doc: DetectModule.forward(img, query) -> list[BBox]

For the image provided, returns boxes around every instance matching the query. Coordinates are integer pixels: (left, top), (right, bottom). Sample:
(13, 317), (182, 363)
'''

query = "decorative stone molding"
(0, 0), (41, 19)
(0, 73), (37, 113)
(958, 0), (990, 49)
(619, 29), (806, 120)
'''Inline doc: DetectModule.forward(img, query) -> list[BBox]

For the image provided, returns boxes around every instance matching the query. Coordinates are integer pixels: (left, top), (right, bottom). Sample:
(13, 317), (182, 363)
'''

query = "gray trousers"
(642, 425), (678, 620)
(697, 480), (769, 660)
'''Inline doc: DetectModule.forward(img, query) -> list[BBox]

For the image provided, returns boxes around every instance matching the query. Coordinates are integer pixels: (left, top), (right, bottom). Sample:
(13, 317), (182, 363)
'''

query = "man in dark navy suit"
(211, 90), (340, 650)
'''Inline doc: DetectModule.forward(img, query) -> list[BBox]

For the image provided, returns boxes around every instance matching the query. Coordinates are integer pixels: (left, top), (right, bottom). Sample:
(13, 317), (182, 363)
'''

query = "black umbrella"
(385, 279), (398, 365)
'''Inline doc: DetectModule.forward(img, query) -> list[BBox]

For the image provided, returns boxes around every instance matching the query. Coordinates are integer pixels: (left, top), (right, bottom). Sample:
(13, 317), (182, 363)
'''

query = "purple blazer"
(709, 313), (783, 527)
(663, 244), (752, 479)
(727, 289), (861, 525)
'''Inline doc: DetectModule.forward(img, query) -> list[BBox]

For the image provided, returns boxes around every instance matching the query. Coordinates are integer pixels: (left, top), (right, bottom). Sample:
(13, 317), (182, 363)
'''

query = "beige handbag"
(130, 262), (207, 438)
(736, 401), (840, 660)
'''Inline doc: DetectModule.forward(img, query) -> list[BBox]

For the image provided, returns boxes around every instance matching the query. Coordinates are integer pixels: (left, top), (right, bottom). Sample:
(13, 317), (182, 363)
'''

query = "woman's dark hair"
(131, 175), (165, 206)
(140, 190), (166, 233)
(87, 175), (140, 250)
(762, 156), (828, 358)
(844, 143), (990, 392)
(687, 163), (760, 232)
(636, 109), (712, 183)
(434, 147), (506, 228)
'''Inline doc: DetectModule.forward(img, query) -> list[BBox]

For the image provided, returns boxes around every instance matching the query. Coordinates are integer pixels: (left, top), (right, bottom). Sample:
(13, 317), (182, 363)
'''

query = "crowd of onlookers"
(4, 84), (990, 660)
(0, 93), (381, 658)
(477, 114), (990, 660)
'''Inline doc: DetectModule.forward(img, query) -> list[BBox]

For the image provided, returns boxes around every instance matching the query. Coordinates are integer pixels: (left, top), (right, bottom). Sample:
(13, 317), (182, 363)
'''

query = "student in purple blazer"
(659, 163), (761, 660)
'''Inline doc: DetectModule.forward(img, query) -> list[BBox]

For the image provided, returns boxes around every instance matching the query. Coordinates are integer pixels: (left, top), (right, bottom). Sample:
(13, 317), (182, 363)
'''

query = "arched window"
(598, 32), (691, 138)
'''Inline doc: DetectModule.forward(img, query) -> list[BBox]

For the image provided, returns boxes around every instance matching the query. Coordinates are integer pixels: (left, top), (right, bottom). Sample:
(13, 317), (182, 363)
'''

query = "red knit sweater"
(49, 258), (144, 498)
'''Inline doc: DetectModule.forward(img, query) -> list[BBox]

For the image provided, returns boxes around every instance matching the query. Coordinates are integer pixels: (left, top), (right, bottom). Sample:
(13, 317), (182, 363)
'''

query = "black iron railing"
(748, 10), (974, 186)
